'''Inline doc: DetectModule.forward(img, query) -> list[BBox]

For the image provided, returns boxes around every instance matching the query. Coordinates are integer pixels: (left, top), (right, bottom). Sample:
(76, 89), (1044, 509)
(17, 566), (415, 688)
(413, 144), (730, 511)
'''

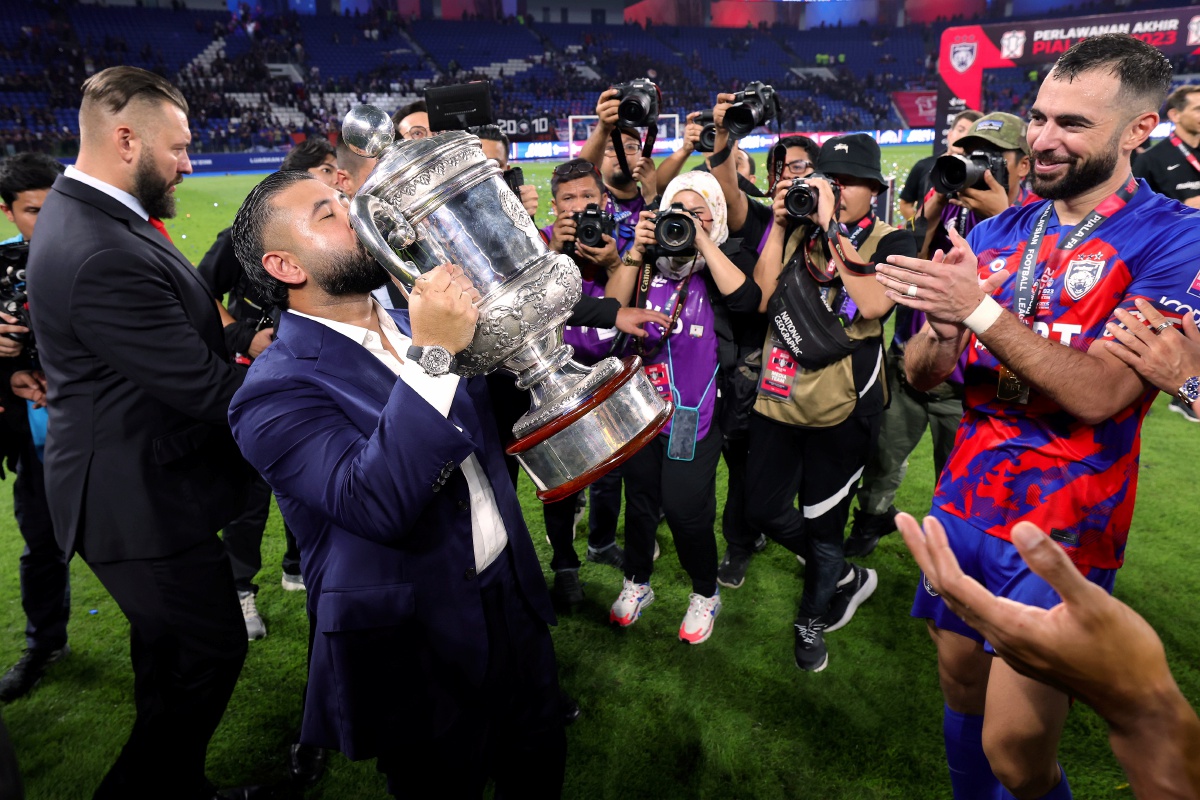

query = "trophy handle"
(349, 193), (421, 289)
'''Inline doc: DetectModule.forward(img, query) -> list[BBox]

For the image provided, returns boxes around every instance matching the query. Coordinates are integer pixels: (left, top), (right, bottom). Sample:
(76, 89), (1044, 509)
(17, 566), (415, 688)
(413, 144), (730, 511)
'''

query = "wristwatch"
(407, 345), (455, 376)
(1177, 375), (1200, 405)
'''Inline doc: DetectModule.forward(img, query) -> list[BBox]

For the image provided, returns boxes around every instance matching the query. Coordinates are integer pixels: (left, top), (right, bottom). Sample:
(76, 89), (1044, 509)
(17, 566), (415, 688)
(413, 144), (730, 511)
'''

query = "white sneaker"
(239, 591), (266, 640)
(678, 591), (721, 644)
(609, 579), (655, 627)
(281, 572), (306, 592)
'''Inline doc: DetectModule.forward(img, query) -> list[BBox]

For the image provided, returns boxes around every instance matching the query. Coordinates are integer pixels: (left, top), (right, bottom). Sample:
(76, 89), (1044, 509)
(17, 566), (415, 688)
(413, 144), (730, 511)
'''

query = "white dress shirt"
(290, 300), (509, 572)
(64, 165), (150, 220)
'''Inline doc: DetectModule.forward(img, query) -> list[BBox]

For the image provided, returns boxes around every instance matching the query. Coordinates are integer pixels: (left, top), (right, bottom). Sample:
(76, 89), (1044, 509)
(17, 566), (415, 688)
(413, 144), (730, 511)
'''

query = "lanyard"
(845, 214), (874, 250)
(1013, 175), (1137, 324)
(1171, 134), (1200, 175)
(634, 259), (693, 359)
(666, 336), (719, 409)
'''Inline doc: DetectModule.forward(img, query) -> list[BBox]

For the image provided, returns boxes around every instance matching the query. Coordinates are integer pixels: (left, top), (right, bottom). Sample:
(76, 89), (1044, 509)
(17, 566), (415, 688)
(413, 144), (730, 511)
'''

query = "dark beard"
(606, 167), (634, 188)
(313, 240), (389, 296)
(133, 151), (177, 219)
(1029, 145), (1119, 201)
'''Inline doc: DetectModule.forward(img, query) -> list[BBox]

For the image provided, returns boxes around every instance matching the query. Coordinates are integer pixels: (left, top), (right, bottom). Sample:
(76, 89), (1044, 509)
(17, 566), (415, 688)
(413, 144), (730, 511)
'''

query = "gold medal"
(996, 366), (1030, 405)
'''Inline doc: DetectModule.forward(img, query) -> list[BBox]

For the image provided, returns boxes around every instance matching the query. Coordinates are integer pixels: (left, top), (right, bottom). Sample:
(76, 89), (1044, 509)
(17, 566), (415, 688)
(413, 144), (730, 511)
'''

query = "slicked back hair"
(231, 170), (317, 311)
(81, 66), (188, 121)
(1167, 85), (1200, 114)
(1050, 34), (1173, 115)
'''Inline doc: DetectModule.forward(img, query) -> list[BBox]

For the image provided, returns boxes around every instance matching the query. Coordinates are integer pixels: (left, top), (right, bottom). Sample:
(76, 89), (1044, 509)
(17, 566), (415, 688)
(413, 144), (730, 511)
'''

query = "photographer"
(0, 152), (70, 703)
(579, 87), (659, 219)
(605, 171), (762, 645)
(846, 112), (1032, 558)
(654, 110), (765, 204)
(474, 124), (539, 218)
(748, 134), (915, 672)
(538, 158), (669, 606)
(898, 109), (982, 224)
(391, 99), (430, 141)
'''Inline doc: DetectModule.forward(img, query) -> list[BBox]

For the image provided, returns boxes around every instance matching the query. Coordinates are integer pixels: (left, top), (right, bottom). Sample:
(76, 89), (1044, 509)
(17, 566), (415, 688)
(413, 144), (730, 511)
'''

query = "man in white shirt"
(226, 170), (566, 798)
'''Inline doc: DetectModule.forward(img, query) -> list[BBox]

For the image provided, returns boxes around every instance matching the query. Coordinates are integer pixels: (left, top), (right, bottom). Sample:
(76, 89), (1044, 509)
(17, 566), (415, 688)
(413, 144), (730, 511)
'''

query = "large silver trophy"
(342, 105), (672, 502)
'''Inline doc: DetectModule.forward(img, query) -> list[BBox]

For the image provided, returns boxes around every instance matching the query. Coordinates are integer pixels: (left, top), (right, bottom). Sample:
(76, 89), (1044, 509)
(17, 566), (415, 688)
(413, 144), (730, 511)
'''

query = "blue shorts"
(910, 510), (1117, 655)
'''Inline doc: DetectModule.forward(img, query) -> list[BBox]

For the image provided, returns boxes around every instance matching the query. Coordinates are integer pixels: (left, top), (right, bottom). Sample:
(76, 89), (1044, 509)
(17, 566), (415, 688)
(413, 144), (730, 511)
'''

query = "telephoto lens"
(930, 150), (1009, 195)
(613, 79), (661, 128)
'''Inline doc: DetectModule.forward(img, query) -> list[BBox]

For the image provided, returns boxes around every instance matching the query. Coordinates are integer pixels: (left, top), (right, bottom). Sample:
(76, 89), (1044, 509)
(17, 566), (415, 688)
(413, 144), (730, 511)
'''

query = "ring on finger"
(905, 284), (919, 298)
(1152, 321), (1172, 335)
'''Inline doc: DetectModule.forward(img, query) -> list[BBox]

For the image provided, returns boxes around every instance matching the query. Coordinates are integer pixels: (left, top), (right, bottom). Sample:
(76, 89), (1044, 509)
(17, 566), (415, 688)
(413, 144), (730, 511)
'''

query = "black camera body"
(930, 148), (1009, 195)
(652, 203), (698, 258)
(503, 166), (525, 196)
(613, 78), (660, 128)
(785, 174), (840, 220)
(0, 242), (32, 348)
(563, 203), (616, 258)
(725, 81), (777, 139)
(695, 111), (717, 153)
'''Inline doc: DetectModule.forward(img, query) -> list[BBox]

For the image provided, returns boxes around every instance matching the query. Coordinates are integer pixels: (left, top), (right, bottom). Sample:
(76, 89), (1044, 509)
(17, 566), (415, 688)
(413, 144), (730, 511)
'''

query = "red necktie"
(148, 217), (173, 243)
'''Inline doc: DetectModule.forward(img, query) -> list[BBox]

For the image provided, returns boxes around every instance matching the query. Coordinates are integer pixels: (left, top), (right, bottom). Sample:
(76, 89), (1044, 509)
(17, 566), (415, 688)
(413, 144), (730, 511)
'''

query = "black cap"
(816, 133), (886, 190)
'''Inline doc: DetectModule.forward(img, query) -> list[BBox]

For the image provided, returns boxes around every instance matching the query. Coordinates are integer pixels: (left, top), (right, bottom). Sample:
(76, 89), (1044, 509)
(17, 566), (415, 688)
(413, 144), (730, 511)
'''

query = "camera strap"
(1012, 174), (1137, 324)
(634, 259), (694, 360)
(611, 122), (658, 186)
(820, 214), (876, 279)
(1170, 134), (1200, 176)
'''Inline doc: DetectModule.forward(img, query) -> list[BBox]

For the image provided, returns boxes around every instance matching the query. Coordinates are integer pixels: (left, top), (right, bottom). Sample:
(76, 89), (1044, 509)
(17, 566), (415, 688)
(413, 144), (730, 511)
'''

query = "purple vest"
(625, 271), (719, 439)
(563, 278), (618, 365)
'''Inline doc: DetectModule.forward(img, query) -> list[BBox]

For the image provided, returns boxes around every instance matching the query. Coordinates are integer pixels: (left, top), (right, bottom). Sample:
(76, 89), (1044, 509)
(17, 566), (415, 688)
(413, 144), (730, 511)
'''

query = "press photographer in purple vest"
(604, 171), (762, 645)
(538, 159), (670, 607)
(748, 133), (915, 673)
(846, 113), (1032, 558)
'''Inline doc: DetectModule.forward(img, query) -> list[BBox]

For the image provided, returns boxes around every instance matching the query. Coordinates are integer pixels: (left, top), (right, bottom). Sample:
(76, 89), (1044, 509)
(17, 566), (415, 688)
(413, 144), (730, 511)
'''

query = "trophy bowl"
(342, 105), (672, 502)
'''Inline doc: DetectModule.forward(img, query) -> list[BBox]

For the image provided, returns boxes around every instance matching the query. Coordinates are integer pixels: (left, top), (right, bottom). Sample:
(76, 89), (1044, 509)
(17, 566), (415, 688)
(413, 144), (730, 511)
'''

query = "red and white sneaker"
(678, 591), (721, 644)
(610, 579), (655, 627)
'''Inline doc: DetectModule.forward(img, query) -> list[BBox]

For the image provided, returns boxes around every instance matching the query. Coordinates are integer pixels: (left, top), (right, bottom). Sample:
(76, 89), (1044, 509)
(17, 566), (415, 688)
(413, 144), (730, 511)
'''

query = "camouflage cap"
(956, 112), (1031, 156)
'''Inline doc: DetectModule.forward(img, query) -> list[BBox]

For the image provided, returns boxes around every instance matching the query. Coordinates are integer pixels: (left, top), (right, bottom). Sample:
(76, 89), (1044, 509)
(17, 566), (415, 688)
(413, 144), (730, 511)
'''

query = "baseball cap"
(815, 133), (886, 190)
(956, 112), (1031, 156)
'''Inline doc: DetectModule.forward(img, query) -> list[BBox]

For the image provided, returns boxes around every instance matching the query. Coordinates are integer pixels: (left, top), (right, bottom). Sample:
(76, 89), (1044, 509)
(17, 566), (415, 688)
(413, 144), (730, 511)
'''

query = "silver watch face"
(1182, 376), (1200, 403)
(421, 346), (453, 375)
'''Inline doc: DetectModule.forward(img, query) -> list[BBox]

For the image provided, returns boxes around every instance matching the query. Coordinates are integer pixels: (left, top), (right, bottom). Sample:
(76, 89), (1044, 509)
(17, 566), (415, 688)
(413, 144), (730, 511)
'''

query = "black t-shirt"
(900, 155), (936, 204)
(1132, 137), (1200, 202)
(730, 194), (774, 257)
(196, 226), (276, 356)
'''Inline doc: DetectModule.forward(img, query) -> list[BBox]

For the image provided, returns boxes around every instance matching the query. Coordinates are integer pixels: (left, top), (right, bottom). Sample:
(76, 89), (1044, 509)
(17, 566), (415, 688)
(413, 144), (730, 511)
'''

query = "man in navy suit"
(227, 170), (566, 798)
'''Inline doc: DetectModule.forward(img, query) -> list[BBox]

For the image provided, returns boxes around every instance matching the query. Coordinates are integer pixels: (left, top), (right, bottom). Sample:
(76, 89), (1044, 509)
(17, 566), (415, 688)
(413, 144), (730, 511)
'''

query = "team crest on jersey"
(950, 42), (977, 74)
(1064, 256), (1105, 301)
(922, 573), (939, 597)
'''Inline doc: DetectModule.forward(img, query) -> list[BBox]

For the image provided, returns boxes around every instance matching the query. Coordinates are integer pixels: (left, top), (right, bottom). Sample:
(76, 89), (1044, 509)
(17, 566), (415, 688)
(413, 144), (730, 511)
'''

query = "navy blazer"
(228, 308), (555, 760)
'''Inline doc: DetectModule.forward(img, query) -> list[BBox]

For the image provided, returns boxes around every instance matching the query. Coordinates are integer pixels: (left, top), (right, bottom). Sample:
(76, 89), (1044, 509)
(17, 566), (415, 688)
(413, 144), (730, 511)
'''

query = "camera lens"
(698, 124), (717, 153)
(618, 95), (651, 127)
(725, 104), (759, 139)
(577, 220), (603, 247)
(785, 184), (818, 218)
(661, 219), (691, 248)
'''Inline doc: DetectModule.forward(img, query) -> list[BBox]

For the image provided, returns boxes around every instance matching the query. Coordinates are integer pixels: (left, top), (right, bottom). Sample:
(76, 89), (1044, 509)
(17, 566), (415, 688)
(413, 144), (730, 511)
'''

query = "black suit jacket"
(26, 175), (249, 562)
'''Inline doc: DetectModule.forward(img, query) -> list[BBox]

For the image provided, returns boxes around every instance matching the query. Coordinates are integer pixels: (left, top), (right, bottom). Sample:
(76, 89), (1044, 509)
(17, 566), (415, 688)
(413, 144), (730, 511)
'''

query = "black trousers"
(222, 471), (301, 594)
(12, 438), (70, 652)
(88, 537), (248, 800)
(375, 550), (566, 799)
(623, 424), (722, 598)
(720, 433), (763, 555)
(745, 413), (881, 619)
(543, 468), (622, 572)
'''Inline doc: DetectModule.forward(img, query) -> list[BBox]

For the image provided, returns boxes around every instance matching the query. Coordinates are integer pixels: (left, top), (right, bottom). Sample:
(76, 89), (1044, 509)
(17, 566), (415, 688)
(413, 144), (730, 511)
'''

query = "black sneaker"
(825, 563), (878, 632)
(1168, 396), (1200, 423)
(843, 505), (900, 558)
(551, 569), (584, 607)
(793, 617), (829, 672)
(0, 644), (70, 702)
(585, 543), (625, 570)
(717, 547), (753, 589)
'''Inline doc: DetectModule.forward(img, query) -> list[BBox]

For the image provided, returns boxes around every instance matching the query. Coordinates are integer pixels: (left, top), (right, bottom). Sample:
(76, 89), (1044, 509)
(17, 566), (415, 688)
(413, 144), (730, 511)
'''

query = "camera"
(695, 111), (717, 153)
(613, 78), (660, 128)
(784, 174), (840, 219)
(653, 203), (697, 257)
(930, 148), (1009, 195)
(0, 242), (31, 348)
(563, 204), (616, 257)
(503, 166), (524, 196)
(725, 81), (777, 139)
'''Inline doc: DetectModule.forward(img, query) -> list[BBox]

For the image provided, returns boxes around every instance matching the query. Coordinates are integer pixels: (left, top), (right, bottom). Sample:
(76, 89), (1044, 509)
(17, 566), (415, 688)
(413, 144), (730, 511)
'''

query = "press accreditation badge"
(759, 345), (798, 401)
(644, 362), (672, 399)
(996, 365), (1030, 405)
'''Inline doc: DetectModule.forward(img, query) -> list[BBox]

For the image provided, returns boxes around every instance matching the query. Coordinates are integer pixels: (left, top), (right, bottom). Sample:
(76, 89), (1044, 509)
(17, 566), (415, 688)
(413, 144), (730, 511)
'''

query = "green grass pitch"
(0, 148), (1195, 798)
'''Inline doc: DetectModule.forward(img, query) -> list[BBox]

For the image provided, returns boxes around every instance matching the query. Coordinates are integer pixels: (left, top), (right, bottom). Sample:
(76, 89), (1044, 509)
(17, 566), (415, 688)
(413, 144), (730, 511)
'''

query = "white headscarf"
(655, 171), (729, 280)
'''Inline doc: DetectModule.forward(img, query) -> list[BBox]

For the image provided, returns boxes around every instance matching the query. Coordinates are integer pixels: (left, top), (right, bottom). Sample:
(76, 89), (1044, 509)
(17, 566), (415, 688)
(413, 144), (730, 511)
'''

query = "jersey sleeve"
(1105, 206), (1200, 331)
